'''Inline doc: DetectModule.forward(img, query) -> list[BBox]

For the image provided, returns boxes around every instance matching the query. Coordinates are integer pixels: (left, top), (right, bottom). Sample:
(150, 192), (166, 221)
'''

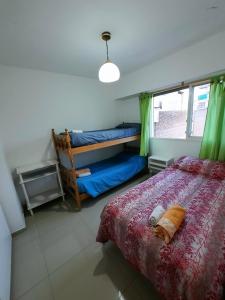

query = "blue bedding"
(70, 124), (141, 147)
(76, 152), (146, 197)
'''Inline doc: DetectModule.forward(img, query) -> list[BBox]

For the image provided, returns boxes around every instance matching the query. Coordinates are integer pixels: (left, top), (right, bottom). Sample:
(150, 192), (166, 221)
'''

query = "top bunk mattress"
(70, 123), (141, 147)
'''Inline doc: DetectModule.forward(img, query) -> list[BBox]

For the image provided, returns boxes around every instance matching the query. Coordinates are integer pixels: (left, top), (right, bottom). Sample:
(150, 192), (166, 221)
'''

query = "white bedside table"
(16, 160), (65, 215)
(148, 155), (174, 175)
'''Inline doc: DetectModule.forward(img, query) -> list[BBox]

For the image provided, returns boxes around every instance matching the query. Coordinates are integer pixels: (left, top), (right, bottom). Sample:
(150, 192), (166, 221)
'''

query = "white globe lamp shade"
(98, 60), (120, 83)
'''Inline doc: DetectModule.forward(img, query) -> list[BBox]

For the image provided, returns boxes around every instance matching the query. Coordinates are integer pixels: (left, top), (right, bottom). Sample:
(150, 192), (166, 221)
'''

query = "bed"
(70, 123), (141, 147)
(97, 156), (225, 300)
(77, 152), (146, 197)
(51, 123), (143, 209)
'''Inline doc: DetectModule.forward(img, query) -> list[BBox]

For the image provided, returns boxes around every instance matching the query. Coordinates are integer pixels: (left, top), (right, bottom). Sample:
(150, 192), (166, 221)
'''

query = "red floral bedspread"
(96, 166), (225, 300)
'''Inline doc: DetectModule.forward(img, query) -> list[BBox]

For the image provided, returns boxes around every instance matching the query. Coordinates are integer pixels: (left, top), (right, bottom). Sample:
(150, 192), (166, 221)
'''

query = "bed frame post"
(64, 129), (81, 210)
(64, 128), (74, 167)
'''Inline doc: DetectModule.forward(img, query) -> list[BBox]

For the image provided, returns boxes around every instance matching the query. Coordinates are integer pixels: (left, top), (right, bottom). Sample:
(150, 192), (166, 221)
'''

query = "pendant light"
(98, 31), (120, 83)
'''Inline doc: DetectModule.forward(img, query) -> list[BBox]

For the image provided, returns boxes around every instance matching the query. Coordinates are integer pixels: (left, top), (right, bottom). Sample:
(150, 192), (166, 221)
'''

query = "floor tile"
(123, 275), (162, 300)
(94, 245), (138, 292)
(12, 175), (155, 300)
(13, 216), (38, 248)
(79, 205), (103, 234)
(103, 241), (124, 259)
(16, 277), (54, 300)
(12, 239), (48, 299)
(78, 176), (146, 235)
(50, 243), (137, 300)
(34, 209), (74, 236)
(39, 214), (94, 273)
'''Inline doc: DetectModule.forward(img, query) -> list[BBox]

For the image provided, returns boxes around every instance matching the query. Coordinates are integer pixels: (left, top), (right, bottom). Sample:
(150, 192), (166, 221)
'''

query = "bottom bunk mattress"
(76, 152), (146, 197)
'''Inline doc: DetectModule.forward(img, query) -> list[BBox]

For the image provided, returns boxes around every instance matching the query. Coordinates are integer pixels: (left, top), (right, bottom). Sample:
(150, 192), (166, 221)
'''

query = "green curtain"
(199, 78), (225, 161)
(139, 92), (152, 156)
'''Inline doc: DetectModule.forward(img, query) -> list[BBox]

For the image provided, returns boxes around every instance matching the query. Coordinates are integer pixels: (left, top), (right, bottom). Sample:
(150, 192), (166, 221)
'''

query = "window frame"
(151, 82), (210, 140)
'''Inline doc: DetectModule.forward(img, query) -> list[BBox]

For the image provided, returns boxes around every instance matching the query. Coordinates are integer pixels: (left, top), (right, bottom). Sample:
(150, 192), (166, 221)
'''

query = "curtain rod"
(152, 79), (210, 97)
(149, 71), (225, 97)
(116, 69), (225, 101)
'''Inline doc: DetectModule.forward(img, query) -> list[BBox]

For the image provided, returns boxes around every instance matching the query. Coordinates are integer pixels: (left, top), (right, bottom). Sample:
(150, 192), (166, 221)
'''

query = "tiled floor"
(12, 176), (162, 300)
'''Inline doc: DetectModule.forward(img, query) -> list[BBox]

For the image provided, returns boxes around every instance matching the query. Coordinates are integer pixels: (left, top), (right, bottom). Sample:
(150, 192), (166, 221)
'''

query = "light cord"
(106, 40), (109, 60)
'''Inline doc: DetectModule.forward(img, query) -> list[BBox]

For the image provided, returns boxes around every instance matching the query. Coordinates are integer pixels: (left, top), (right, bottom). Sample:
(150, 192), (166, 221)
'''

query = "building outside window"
(153, 83), (210, 139)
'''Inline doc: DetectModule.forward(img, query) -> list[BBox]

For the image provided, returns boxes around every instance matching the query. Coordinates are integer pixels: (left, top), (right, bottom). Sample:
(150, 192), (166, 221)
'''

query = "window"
(153, 83), (210, 139)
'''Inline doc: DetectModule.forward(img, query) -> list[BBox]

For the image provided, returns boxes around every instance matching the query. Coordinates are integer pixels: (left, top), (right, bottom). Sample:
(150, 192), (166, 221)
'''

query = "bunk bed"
(51, 124), (146, 209)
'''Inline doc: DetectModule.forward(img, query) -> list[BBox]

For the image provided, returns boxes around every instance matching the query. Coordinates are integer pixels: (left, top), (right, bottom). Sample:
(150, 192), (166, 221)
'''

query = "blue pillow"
(116, 122), (141, 130)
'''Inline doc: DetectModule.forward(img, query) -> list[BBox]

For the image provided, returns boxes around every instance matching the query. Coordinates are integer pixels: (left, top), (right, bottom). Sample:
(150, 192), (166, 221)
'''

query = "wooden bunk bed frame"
(51, 128), (140, 209)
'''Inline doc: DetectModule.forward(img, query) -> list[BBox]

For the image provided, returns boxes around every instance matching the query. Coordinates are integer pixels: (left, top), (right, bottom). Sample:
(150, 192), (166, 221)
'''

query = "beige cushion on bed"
(75, 168), (91, 177)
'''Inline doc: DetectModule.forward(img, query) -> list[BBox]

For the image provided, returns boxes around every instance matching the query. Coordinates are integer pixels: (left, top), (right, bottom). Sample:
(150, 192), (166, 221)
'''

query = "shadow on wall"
(7, 135), (55, 205)
(7, 135), (54, 172)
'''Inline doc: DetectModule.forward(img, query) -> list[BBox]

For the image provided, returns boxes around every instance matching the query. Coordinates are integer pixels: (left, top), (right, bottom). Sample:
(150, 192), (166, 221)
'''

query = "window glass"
(191, 84), (210, 136)
(153, 88), (189, 138)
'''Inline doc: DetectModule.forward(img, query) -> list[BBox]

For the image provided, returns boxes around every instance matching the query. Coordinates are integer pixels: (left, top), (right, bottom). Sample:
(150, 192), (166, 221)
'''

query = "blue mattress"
(76, 152), (146, 197)
(70, 126), (140, 147)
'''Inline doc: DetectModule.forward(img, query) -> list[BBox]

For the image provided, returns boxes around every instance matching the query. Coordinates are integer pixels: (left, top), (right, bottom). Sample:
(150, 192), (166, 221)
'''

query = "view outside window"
(153, 88), (189, 138)
(191, 84), (210, 136)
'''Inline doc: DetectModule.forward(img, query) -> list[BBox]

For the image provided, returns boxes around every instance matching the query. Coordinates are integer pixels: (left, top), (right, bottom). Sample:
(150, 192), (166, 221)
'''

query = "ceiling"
(0, 0), (225, 78)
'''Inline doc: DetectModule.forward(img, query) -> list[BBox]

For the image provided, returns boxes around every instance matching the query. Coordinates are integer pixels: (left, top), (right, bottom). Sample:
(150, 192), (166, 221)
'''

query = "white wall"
(0, 65), (118, 170)
(114, 29), (225, 99)
(150, 138), (201, 159)
(0, 65), (120, 203)
(0, 143), (25, 233)
(116, 96), (140, 123)
(114, 30), (225, 158)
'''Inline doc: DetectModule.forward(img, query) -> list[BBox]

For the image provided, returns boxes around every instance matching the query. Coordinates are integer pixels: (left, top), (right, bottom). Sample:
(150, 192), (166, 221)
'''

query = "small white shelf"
(20, 171), (57, 183)
(16, 160), (58, 174)
(28, 189), (64, 209)
(16, 160), (65, 215)
(149, 162), (168, 168)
